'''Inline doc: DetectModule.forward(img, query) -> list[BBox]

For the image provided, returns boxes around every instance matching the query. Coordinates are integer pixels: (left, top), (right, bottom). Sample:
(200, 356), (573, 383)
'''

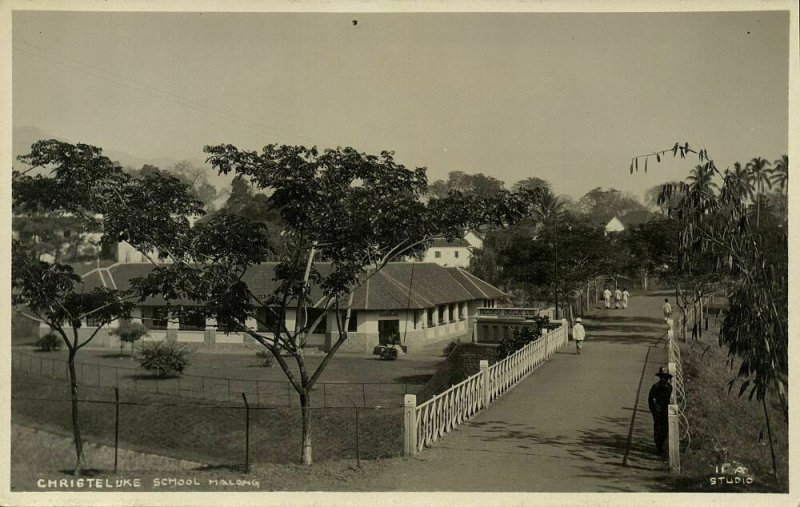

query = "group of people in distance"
(602, 286), (630, 309)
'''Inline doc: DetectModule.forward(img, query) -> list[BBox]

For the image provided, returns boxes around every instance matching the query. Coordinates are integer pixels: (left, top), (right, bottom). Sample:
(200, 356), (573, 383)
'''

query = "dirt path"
(346, 293), (673, 492)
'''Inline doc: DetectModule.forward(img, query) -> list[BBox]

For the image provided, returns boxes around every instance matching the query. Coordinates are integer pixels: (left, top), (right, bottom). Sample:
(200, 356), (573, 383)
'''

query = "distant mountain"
(12, 125), (200, 170)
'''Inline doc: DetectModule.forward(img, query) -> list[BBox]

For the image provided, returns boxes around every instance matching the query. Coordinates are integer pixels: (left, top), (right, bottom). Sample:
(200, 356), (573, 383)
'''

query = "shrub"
(442, 339), (461, 357)
(255, 349), (274, 368)
(35, 332), (62, 352)
(136, 341), (191, 378)
(110, 320), (149, 355)
(497, 316), (550, 359)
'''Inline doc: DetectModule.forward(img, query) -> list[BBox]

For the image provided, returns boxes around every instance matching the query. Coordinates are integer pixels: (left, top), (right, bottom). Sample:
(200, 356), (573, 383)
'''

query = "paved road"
(355, 293), (673, 492)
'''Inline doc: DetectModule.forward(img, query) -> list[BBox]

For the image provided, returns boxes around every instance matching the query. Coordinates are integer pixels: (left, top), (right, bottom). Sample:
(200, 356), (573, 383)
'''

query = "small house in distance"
(59, 262), (507, 355)
(604, 210), (652, 234)
(414, 231), (484, 268)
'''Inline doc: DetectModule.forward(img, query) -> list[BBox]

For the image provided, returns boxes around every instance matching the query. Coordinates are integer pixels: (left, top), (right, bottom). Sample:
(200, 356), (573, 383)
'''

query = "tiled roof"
(429, 237), (470, 248)
(83, 262), (506, 310)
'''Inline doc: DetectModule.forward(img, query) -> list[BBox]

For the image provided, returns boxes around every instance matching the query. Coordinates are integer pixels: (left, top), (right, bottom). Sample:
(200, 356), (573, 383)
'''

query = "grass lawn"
(12, 370), (404, 479)
(13, 341), (442, 407)
(668, 323), (788, 492)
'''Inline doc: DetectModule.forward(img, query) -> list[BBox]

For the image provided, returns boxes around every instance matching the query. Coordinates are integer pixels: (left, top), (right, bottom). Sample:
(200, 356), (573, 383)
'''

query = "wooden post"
(480, 360), (490, 408)
(668, 404), (680, 473)
(242, 393), (250, 473)
(114, 387), (120, 474)
(403, 394), (417, 456)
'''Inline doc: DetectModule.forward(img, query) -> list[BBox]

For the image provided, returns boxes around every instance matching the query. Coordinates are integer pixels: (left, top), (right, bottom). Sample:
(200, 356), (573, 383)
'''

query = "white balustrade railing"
(404, 320), (569, 455)
(667, 318), (691, 473)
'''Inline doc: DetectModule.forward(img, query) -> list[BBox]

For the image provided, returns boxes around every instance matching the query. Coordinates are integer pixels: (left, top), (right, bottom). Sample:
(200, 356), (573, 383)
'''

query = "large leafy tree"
(103, 143), (530, 466)
(12, 140), (204, 474)
(635, 143), (788, 480)
(427, 170), (506, 199)
(576, 186), (648, 224)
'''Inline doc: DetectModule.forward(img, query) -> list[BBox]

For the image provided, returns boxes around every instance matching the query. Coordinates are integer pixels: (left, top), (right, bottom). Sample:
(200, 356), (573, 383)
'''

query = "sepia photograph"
(2, 1), (796, 505)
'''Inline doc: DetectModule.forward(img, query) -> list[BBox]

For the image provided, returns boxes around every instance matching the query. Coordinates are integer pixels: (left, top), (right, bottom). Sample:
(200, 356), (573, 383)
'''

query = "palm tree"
(771, 155), (788, 193)
(747, 157), (772, 227)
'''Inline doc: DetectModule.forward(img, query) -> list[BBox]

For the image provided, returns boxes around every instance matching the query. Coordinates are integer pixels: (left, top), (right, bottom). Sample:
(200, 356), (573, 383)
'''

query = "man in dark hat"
(648, 367), (673, 455)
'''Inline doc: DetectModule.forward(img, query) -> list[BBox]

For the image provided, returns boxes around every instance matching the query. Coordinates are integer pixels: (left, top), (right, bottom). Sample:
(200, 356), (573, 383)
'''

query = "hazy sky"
(12, 9), (790, 200)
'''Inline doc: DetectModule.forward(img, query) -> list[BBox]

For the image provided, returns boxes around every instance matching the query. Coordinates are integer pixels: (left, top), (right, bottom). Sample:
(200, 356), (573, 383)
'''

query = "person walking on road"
(603, 287), (612, 309)
(622, 288), (630, 309)
(572, 317), (586, 354)
(662, 298), (672, 322)
(614, 288), (623, 309)
(648, 367), (673, 455)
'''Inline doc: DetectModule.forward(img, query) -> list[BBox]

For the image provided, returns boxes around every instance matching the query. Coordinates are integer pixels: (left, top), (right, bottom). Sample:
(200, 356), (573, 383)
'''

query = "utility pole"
(553, 218), (559, 321)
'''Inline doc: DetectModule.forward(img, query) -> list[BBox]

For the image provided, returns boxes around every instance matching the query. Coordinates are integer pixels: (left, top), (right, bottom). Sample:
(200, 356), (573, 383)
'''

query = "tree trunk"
(67, 349), (86, 475)
(299, 390), (313, 465)
(762, 396), (779, 484)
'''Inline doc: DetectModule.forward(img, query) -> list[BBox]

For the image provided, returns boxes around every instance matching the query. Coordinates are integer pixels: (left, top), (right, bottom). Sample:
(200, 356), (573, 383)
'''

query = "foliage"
(255, 349), (275, 368)
(11, 139), (192, 475)
(576, 187), (648, 224)
(442, 338), (461, 357)
(111, 320), (149, 354)
(428, 170), (506, 199)
(636, 143), (787, 482)
(497, 317), (549, 359)
(35, 332), (62, 352)
(136, 341), (192, 377)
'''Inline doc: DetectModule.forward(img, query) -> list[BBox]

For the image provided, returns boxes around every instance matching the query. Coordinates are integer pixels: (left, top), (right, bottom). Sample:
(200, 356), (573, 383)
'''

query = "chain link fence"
(12, 349), (411, 408)
(12, 370), (403, 472)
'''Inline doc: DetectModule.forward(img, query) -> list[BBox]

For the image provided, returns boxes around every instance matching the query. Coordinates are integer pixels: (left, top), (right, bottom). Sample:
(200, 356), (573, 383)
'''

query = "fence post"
(668, 404), (680, 473)
(241, 393), (250, 473)
(114, 387), (120, 474)
(354, 405), (360, 468)
(480, 360), (490, 408)
(668, 363), (677, 405)
(403, 394), (417, 456)
(361, 383), (366, 407)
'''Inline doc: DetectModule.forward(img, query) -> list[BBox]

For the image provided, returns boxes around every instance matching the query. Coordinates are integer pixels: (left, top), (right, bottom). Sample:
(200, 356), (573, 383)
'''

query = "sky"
(11, 8), (791, 201)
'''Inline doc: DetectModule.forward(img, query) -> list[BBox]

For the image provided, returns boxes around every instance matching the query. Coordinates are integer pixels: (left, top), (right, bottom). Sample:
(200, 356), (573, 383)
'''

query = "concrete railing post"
(480, 360), (490, 408)
(561, 319), (569, 349)
(403, 394), (417, 456)
(668, 404), (680, 473)
(668, 363), (677, 405)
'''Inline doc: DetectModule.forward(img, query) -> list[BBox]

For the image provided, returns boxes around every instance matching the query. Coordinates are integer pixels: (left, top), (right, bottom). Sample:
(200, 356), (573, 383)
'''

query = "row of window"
(92, 301), (485, 332)
(433, 250), (461, 259)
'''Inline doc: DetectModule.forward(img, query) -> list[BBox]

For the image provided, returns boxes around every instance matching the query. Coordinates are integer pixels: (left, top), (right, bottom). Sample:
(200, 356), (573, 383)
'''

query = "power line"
(15, 39), (309, 146)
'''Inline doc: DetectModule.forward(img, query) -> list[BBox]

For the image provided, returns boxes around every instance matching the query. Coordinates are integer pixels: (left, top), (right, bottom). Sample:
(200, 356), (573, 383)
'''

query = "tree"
(576, 187), (647, 223)
(635, 142), (788, 481)
(170, 160), (219, 210)
(110, 320), (148, 355)
(427, 170), (506, 199)
(12, 241), (133, 474)
(746, 156), (772, 227)
(119, 143), (531, 466)
(12, 139), (202, 474)
(511, 176), (551, 194)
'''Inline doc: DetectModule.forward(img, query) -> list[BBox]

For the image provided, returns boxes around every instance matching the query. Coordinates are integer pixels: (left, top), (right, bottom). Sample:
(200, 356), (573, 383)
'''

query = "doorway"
(378, 319), (400, 345)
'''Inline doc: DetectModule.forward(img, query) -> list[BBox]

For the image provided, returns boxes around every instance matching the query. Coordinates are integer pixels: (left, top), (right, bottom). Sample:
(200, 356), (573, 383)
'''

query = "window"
(337, 311), (358, 333)
(304, 308), (327, 334)
(63, 229), (72, 238)
(86, 313), (103, 327)
(448, 304), (455, 322)
(438, 305), (445, 325)
(427, 308), (434, 327)
(347, 311), (358, 332)
(179, 308), (206, 331)
(143, 307), (168, 330)
(434, 251), (441, 258)
(414, 310), (420, 329)
(454, 251), (459, 258)
(256, 308), (283, 334)
(460, 302), (467, 320)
